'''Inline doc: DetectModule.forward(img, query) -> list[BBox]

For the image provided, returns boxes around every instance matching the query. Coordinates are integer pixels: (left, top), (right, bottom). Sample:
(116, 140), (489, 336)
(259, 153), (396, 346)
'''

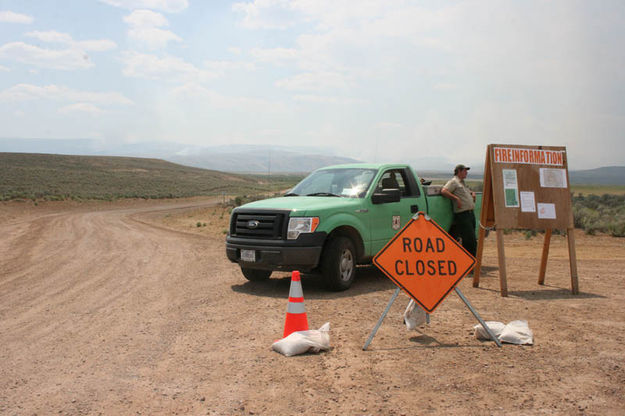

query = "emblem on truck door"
(392, 215), (401, 230)
(247, 220), (260, 229)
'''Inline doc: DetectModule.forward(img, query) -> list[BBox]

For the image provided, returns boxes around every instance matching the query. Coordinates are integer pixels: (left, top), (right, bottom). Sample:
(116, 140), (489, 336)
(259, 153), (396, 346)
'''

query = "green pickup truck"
(226, 163), (481, 290)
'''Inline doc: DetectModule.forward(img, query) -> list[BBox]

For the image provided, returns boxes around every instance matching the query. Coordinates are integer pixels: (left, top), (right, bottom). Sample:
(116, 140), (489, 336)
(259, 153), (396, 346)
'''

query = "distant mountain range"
(0, 138), (357, 174)
(568, 166), (625, 185)
(0, 138), (623, 185)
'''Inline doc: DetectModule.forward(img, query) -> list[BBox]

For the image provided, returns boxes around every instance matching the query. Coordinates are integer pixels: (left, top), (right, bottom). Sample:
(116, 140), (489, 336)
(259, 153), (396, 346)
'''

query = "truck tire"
(321, 236), (356, 291)
(241, 267), (272, 281)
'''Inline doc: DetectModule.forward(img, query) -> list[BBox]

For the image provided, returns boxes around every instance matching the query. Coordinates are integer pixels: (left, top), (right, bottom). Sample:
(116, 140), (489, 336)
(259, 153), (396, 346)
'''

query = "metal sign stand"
(363, 286), (502, 350)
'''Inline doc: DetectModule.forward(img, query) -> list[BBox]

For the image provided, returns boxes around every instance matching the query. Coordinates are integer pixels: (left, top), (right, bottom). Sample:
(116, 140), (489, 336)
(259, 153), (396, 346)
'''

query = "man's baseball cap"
(454, 164), (470, 175)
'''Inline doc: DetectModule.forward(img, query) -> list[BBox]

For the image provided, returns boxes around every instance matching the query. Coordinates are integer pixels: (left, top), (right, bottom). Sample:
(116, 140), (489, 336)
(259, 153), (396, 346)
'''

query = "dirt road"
(1, 199), (624, 415)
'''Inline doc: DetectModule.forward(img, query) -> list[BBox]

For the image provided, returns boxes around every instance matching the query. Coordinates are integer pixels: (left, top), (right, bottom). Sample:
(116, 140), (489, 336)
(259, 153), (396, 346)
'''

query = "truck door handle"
(411, 204), (419, 213)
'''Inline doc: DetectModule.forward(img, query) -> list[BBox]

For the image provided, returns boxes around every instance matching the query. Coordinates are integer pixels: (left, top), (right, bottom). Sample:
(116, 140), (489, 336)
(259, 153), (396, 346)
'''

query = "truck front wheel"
(241, 267), (272, 281)
(321, 236), (356, 291)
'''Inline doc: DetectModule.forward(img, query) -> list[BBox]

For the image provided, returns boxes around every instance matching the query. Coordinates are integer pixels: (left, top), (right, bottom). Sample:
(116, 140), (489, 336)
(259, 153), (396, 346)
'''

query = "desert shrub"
(608, 222), (625, 237)
(232, 194), (268, 207)
(524, 230), (537, 239)
(572, 194), (625, 237)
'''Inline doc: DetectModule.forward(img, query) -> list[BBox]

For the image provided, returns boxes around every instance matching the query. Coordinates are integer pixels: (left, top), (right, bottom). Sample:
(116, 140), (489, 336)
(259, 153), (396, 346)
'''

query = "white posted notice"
(537, 203), (557, 219)
(520, 191), (536, 212)
(540, 168), (568, 188)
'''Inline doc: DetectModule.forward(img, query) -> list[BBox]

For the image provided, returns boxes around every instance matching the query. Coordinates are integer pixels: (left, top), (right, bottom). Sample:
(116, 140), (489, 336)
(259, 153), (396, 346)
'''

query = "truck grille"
(231, 210), (287, 239)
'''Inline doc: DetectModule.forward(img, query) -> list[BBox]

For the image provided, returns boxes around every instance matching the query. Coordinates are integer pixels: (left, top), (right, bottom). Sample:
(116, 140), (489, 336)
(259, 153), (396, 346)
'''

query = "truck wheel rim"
(339, 249), (354, 281)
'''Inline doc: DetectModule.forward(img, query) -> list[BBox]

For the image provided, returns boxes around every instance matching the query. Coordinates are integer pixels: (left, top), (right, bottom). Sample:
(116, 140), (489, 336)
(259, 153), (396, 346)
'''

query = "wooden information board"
(473, 144), (579, 296)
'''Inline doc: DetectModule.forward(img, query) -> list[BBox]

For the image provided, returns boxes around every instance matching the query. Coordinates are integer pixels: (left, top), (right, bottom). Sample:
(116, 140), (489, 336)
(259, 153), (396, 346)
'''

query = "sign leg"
(473, 225), (486, 287)
(496, 228), (508, 297)
(538, 228), (552, 285)
(454, 288), (502, 347)
(567, 228), (579, 295)
(363, 287), (401, 350)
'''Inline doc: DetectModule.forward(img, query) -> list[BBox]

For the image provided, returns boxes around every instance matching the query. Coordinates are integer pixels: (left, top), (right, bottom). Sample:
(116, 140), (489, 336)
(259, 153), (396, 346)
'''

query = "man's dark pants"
(450, 210), (477, 257)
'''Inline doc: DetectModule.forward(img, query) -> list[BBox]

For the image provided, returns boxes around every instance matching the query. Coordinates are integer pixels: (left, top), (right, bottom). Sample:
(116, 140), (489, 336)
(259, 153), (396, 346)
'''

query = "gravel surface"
(1, 198), (624, 415)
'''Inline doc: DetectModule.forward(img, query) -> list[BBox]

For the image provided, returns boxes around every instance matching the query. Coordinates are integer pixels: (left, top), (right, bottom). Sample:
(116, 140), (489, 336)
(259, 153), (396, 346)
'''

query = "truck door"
(368, 168), (422, 254)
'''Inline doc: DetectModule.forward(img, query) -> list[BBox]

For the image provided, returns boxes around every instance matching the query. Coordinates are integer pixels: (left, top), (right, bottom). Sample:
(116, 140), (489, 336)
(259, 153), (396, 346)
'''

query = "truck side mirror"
(372, 188), (401, 204)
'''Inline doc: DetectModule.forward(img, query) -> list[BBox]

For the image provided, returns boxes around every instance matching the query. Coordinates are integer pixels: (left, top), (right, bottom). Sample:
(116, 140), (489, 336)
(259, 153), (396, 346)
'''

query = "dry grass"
(0, 153), (301, 201)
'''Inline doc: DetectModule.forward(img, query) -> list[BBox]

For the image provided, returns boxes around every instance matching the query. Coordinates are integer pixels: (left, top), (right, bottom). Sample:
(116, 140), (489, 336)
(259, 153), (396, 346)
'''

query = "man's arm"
(441, 187), (462, 210)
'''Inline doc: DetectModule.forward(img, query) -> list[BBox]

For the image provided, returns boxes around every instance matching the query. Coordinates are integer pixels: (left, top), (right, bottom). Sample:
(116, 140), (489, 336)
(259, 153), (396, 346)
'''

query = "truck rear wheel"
(241, 267), (272, 281)
(321, 236), (356, 291)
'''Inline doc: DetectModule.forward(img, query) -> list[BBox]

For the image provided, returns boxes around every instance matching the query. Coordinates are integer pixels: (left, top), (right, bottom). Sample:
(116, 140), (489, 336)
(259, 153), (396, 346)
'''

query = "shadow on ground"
(474, 284), (605, 300)
(231, 265), (395, 299)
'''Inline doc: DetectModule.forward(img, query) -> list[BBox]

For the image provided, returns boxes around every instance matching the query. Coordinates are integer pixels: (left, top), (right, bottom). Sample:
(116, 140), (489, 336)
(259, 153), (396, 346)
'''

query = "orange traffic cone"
(283, 271), (309, 338)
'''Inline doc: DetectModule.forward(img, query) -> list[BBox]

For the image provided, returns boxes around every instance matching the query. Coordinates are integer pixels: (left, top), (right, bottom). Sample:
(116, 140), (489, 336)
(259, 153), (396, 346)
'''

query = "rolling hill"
(0, 153), (300, 201)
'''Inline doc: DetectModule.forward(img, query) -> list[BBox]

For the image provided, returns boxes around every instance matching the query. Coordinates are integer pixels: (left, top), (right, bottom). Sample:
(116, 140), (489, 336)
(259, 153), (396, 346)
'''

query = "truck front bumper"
(225, 232), (326, 272)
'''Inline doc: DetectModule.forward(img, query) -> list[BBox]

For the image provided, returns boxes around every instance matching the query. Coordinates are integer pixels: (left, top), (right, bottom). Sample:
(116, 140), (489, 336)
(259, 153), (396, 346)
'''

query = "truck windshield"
(287, 168), (377, 198)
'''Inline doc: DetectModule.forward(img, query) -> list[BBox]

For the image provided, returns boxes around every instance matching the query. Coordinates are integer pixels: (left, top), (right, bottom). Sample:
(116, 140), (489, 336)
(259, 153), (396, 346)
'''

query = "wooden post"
(473, 225), (486, 287)
(473, 146), (494, 288)
(538, 228), (552, 285)
(567, 228), (580, 294)
(496, 228), (508, 297)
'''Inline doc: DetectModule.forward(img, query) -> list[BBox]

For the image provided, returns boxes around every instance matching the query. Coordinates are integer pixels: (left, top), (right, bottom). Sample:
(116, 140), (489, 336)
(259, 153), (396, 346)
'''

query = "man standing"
(441, 164), (477, 257)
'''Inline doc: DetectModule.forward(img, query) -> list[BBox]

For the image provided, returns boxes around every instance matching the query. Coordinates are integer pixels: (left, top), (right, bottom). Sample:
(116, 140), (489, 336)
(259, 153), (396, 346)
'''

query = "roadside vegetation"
(572, 193), (625, 237)
(0, 153), (301, 201)
(3, 153), (623, 237)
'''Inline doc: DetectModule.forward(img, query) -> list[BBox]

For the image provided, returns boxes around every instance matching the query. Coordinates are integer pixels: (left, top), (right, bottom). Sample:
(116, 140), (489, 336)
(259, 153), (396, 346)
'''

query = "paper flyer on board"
(502, 169), (519, 207)
(537, 203), (557, 219)
(540, 168), (568, 188)
(520, 191), (536, 212)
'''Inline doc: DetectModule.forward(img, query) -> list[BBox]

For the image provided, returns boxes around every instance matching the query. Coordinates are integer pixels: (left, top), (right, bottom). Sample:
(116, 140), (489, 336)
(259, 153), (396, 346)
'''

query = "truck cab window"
(376, 170), (414, 197)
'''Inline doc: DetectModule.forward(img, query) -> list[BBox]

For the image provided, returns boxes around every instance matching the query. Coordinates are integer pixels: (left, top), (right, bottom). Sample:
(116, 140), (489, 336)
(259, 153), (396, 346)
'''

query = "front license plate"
(241, 249), (256, 262)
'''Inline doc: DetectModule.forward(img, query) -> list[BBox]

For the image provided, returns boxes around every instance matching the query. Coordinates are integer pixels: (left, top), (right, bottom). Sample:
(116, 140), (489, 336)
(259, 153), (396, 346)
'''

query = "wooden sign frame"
(473, 144), (579, 296)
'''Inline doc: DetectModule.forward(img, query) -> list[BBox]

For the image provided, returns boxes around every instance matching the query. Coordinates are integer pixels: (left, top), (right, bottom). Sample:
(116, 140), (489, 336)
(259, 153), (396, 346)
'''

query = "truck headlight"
(287, 217), (320, 240)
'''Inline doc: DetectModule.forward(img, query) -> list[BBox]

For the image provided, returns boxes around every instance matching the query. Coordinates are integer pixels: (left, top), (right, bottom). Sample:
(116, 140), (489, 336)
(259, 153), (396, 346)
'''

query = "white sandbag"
(403, 299), (426, 330)
(473, 321), (506, 340)
(473, 320), (533, 345)
(272, 323), (330, 357)
(499, 320), (533, 345)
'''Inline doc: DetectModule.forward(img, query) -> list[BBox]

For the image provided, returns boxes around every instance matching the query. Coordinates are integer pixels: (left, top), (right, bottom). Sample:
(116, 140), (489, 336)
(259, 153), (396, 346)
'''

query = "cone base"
(283, 313), (309, 338)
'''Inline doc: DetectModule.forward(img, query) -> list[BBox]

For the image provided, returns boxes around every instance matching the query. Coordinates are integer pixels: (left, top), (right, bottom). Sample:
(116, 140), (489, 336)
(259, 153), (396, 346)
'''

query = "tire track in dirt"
(0, 200), (223, 415)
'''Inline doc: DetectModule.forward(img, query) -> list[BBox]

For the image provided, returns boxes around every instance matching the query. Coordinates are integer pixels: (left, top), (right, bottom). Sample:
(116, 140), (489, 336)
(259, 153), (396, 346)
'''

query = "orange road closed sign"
(373, 213), (476, 313)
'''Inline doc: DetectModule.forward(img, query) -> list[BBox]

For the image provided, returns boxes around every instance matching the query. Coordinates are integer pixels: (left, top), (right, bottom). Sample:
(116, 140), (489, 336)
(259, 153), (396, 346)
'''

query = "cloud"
(250, 47), (298, 63)
(275, 71), (351, 91)
(99, 0), (188, 13)
(172, 82), (286, 112)
(0, 42), (94, 70)
(0, 64), (9, 71)
(293, 94), (368, 105)
(121, 51), (216, 82)
(123, 9), (169, 26)
(0, 10), (33, 24)
(0, 83), (134, 106)
(0, 32), (116, 70)
(374, 122), (402, 129)
(25, 31), (117, 51)
(203, 60), (255, 75)
(232, 0), (301, 30)
(58, 103), (105, 115)
(26, 31), (73, 44)
(128, 27), (182, 49)
(123, 9), (181, 49)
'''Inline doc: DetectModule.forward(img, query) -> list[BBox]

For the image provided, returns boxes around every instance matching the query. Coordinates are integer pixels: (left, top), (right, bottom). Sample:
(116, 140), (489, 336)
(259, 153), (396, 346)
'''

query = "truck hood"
(238, 196), (362, 215)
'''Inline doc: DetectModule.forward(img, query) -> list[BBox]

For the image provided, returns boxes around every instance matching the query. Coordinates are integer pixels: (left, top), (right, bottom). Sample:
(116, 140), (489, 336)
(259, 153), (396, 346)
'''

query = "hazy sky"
(1, 0), (624, 169)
